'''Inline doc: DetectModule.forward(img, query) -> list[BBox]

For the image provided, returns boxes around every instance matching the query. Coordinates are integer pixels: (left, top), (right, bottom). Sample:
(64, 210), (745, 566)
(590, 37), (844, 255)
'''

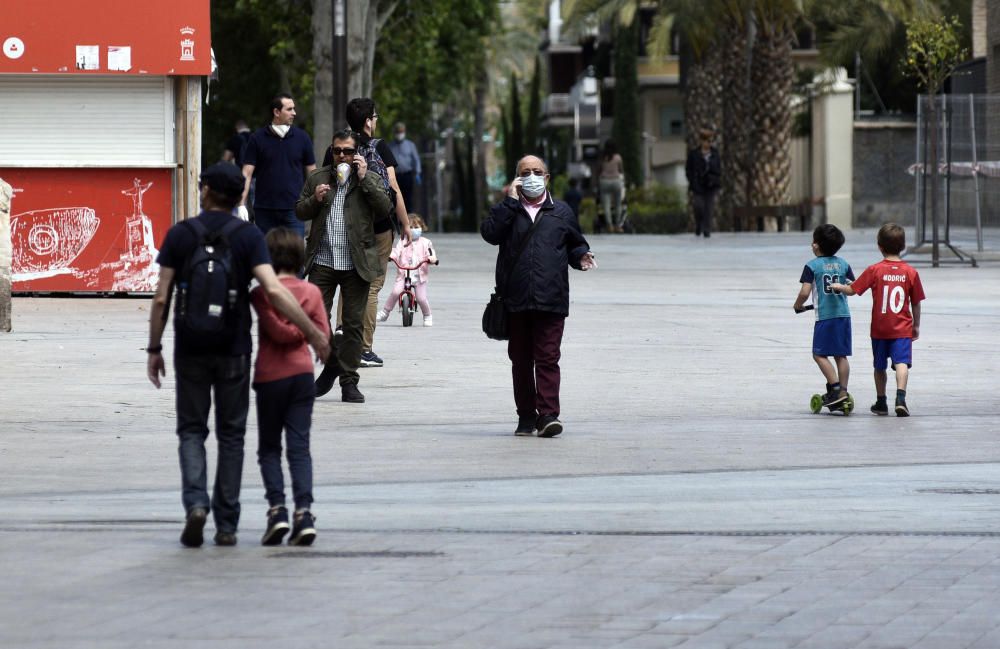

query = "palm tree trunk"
(749, 19), (796, 230)
(719, 16), (752, 231)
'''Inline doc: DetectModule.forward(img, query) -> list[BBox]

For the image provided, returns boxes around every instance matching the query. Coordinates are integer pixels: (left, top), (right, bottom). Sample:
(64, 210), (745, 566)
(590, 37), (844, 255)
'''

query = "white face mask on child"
(410, 228), (422, 240)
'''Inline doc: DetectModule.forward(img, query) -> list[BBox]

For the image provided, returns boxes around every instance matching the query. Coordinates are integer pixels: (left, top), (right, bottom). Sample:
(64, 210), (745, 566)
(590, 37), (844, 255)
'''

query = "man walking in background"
(240, 94), (316, 236)
(388, 122), (421, 211)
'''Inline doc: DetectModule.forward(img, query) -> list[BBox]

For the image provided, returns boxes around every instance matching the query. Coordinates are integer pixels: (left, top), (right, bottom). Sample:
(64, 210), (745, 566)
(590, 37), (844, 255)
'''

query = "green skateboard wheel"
(843, 394), (855, 414)
(810, 394), (823, 414)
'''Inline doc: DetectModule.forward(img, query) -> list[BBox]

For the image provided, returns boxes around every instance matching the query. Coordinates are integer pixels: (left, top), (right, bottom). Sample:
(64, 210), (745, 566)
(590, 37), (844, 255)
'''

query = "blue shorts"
(872, 338), (912, 369)
(812, 317), (852, 357)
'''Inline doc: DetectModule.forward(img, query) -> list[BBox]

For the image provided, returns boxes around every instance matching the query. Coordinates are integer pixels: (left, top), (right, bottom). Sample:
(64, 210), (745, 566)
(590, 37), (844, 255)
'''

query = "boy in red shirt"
(832, 223), (925, 416)
(251, 228), (329, 545)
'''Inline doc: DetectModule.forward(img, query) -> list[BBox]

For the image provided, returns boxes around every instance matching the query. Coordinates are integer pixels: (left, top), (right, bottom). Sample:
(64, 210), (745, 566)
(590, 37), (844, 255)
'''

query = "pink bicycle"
(390, 253), (438, 327)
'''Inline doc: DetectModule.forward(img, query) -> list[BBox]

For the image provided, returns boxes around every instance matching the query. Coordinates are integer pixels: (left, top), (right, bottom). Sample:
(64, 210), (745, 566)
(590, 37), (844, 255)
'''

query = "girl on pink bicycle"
(377, 214), (438, 327)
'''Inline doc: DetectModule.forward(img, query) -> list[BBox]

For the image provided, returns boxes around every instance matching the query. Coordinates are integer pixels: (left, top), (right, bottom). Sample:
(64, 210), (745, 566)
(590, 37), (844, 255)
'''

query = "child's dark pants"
(254, 373), (315, 510)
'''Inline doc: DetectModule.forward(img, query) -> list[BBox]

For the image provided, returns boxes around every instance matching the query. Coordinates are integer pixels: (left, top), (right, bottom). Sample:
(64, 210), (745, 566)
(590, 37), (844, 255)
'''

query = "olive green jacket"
(296, 166), (392, 283)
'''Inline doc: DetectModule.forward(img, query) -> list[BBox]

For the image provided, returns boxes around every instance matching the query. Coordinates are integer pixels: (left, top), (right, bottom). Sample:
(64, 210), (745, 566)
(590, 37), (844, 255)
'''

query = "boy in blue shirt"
(793, 224), (855, 408)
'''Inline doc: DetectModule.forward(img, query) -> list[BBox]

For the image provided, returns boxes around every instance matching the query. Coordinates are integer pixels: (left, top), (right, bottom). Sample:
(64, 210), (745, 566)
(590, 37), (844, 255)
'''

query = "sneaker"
(423, 315), (433, 327)
(314, 362), (339, 398)
(180, 507), (207, 548)
(870, 400), (889, 416)
(536, 415), (564, 438)
(261, 506), (290, 546)
(822, 391), (848, 408)
(359, 350), (383, 367)
(895, 399), (910, 417)
(214, 531), (238, 546)
(375, 310), (389, 323)
(514, 416), (535, 436)
(333, 325), (344, 342)
(341, 383), (365, 403)
(289, 510), (317, 546)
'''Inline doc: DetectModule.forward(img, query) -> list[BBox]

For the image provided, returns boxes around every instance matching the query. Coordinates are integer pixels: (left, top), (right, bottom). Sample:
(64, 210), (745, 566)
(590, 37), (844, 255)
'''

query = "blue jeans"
(254, 207), (303, 237)
(174, 354), (250, 534)
(254, 373), (316, 509)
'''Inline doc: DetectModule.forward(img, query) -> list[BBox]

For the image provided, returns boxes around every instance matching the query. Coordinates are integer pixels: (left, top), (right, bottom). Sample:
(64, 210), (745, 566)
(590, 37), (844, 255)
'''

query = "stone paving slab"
(1, 231), (999, 648)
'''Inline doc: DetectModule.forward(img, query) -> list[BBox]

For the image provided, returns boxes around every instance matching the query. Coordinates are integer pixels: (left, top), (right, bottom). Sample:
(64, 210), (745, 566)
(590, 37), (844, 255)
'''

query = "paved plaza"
(2, 230), (999, 648)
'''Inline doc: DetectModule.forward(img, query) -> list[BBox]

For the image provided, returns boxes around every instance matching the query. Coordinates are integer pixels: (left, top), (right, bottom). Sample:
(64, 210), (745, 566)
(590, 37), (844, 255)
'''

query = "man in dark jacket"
(685, 126), (722, 238)
(296, 129), (392, 403)
(481, 155), (596, 438)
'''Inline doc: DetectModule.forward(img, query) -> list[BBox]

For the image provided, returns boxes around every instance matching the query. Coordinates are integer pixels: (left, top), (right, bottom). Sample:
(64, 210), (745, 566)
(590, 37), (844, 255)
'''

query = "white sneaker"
(376, 310), (389, 323)
(423, 315), (433, 327)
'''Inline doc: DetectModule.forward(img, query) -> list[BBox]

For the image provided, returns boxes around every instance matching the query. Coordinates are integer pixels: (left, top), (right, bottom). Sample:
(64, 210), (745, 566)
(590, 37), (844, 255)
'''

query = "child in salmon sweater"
(250, 227), (329, 546)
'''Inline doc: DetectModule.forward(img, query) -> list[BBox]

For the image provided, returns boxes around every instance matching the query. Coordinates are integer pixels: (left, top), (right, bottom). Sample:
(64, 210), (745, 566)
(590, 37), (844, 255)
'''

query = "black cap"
(199, 163), (244, 199)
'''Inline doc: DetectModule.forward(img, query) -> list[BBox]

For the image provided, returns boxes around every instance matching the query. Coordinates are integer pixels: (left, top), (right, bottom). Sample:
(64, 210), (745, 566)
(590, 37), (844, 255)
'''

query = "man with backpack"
(322, 98), (411, 369)
(147, 163), (330, 548)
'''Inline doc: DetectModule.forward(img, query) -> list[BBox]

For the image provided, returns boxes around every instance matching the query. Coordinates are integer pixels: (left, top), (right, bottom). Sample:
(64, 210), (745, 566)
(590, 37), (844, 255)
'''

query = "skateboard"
(810, 393), (854, 415)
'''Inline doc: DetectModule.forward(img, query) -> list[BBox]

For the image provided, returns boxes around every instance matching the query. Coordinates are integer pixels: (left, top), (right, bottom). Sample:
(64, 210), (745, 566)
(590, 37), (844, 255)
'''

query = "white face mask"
(521, 174), (546, 199)
(395, 132), (406, 142)
(336, 163), (352, 186)
(271, 124), (290, 138)
(410, 227), (422, 240)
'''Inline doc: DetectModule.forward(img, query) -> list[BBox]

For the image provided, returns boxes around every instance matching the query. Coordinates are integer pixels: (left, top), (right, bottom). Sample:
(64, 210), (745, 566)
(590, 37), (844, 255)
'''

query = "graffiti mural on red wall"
(0, 168), (173, 292)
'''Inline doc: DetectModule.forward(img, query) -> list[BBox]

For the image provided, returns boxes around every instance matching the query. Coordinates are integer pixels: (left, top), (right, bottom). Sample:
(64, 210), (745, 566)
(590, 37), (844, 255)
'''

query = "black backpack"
(358, 137), (400, 232)
(171, 218), (247, 345)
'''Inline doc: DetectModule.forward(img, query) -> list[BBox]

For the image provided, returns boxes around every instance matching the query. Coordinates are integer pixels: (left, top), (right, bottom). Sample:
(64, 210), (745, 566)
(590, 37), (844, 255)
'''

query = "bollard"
(0, 178), (11, 332)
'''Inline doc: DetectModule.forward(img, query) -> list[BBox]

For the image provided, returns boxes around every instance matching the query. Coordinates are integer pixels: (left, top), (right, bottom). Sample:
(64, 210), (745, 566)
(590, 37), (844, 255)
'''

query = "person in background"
(563, 177), (583, 218)
(599, 140), (625, 233)
(388, 122), (422, 212)
(685, 126), (721, 238)
(240, 94), (316, 236)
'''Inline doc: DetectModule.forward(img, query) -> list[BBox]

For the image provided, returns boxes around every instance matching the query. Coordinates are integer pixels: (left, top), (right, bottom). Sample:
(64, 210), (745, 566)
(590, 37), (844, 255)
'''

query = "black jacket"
(685, 146), (721, 195)
(481, 195), (590, 316)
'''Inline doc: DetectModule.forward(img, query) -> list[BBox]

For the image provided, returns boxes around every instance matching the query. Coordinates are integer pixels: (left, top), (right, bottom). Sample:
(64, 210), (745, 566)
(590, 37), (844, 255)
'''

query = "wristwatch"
(146, 345), (163, 354)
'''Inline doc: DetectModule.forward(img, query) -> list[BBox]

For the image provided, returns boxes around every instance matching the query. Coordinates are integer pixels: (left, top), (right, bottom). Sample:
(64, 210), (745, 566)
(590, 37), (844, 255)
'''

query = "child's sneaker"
(423, 314), (433, 327)
(870, 399), (889, 416)
(375, 310), (389, 323)
(261, 506), (290, 546)
(289, 510), (317, 546)
(895, 398), (909, 417)
(822, 390), (848, 408)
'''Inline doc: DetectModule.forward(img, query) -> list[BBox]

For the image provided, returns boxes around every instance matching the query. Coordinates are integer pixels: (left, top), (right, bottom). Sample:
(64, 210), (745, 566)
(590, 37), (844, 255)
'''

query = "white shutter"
(0, 76), (175, 167)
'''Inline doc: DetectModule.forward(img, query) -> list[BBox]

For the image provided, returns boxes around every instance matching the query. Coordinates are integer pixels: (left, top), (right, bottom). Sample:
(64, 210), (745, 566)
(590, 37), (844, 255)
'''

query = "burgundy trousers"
(507, 310), (566, 419)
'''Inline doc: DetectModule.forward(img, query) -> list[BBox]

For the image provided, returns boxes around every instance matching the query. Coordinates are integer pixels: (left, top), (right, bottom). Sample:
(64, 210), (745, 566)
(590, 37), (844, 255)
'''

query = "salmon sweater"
(250, 277), (329, 384)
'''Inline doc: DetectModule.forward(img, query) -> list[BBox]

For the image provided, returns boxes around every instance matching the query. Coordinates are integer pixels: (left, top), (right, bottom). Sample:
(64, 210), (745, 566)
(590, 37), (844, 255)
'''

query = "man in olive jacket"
(296, 129), (392, 403)
(481, 155), (596, 438)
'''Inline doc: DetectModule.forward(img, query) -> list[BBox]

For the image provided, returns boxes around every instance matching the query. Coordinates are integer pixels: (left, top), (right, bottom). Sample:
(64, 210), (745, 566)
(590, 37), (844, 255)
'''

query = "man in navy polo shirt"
(240, 94), (316, 236)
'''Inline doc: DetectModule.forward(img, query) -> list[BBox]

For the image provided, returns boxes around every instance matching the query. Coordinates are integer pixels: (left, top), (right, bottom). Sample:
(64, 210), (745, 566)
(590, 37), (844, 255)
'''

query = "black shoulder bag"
(483, 213), (542, 341)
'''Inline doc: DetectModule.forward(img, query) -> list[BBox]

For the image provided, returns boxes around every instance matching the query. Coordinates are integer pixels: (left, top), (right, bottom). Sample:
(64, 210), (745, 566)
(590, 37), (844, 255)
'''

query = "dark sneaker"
(871, 400), (889, 416)
(341, 383), (365, 403)
(895, 400), (910, 417)
(180, 507), (207, 548)
(261, 506), (290, 546)
(359, 350), (384, 367)
(314, 362), (339, 398)
(514, 416), (535, 436)
(536, 415), (564, 438)
(214, 531), (238, 546)
(822, 391), (848, 408)
(289, 511), (317, 546)
(333, 325), (343, 343)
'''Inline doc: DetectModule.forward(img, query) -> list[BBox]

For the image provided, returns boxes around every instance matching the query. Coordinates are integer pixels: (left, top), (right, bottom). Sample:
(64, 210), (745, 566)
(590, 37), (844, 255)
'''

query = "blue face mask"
(521, 174), (546, 198)
(411, 228), (422, 240)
